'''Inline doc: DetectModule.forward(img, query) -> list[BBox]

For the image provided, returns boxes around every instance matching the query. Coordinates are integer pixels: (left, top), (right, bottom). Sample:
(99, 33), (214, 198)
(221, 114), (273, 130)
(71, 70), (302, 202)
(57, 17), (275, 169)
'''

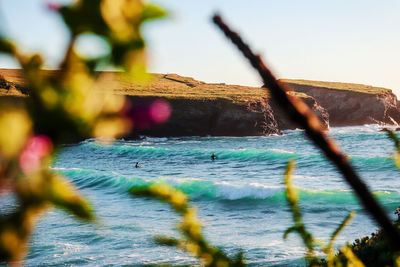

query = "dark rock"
(125, 96), (282, 137)
(269, 93), (329, 130)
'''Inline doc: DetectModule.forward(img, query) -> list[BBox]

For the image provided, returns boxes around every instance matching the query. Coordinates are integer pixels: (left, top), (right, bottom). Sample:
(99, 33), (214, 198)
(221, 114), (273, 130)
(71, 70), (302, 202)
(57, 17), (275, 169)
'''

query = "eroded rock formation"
(283, 81), (400, 126)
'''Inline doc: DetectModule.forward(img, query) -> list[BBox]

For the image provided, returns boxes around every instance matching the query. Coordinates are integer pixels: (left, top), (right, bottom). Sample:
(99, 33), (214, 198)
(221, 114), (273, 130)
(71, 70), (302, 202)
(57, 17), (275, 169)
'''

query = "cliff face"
(120, 74), (330, 136)
(125, 93), (329, 137)
(269, 92), (330, 130)
(2, 69), (399, 137)
(284, 81), (400, 126)
(126, 96), (281, 137)
(0, 74), (29, 97)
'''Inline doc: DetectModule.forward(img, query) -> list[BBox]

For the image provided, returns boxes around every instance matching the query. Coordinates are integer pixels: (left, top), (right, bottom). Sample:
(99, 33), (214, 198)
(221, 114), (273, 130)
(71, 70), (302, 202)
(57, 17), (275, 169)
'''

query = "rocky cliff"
(126, 94), (328, 137)
(282, 79), (400, 126)
(120, 73), (332, 137)
(0, 69), (329, 137)
(125, 96), (279, 137)
(2, 69), (399, 137)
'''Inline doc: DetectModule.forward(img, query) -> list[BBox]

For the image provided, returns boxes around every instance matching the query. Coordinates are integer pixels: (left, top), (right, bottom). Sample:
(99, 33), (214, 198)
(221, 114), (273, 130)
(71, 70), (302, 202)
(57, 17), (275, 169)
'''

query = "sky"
(1, 0), (400, 95)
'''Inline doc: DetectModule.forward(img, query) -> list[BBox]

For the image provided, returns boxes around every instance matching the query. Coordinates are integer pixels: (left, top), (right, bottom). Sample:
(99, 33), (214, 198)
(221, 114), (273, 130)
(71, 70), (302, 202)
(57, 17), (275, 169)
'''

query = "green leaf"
(47, 173), (95, 221)
(59, 0), (108, 36)
(385, 129), (400, 150)
(0, 38), (15, 54)
(140, 4), (168, 22)
(154, 236), (180, 246)
(328, 211), (355, 251)
(0, 207), (42, 262)
(283, 226), (298, 240)
(384, 129), (400, 169)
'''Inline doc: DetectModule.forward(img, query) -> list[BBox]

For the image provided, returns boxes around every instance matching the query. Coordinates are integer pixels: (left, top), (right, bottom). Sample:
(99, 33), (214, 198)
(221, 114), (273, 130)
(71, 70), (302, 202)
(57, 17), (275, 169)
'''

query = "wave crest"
(54, 167), (399, 204)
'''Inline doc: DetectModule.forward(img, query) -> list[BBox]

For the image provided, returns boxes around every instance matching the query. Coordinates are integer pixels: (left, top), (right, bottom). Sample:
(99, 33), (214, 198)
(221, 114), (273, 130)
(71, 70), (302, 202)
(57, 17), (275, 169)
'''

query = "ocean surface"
(22, 125), (400, 266)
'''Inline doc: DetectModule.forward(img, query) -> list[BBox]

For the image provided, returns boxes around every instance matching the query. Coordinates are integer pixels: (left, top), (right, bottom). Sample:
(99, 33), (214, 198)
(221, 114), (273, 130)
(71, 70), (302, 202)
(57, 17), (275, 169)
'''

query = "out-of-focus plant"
(284, 129), (400, 267)
(131, 183), (245, 267)
(331, 206), (400, 267)
(283, 161), (362, 267)
(0, 0), (165, 263)
(384, 129), (400, 168)
(323, 212), (355, 267)
(327, 130), (400, 267)
(212, 13), (400, 266)
(283, 161), (318, 264)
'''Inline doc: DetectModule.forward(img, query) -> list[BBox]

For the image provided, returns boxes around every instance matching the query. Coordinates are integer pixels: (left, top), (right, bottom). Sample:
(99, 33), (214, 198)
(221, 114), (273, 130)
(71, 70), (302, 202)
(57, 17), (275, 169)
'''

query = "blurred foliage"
(59, 0), (165, 74)
(283, 160), (318, 265)
(284, 161), (364, 267)
(384, 129), (400, 168)
(331, 209), (400, 267)
(1, 1), (399, 265)
(323, 212), (355, 267)
(325, 130), (400, 267)
(131, 183), (245, 267)
(287, 129), (400, 267)
(0, 0), (165, 263)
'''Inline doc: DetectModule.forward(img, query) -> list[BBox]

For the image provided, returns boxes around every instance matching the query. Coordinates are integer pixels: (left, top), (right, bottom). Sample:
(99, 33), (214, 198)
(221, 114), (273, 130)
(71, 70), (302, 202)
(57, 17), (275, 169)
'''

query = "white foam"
(215, 181), (283, 200)
(269, 148), (295, 154)
(161, 177), (204, 185)
(83, 137), (118, 142)
(149, 177), (284, 200)
(142, 136), (169, 142)
(329, 124), (394, 134)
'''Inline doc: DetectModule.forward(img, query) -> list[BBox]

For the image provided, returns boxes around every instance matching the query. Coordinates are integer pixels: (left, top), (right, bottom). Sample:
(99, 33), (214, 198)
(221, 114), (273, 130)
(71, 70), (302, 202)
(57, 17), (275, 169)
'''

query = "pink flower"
(46, 2), (62, 11)
(19, 135), (53, 174)
(126, 99), (172, 129)
(149, 99), (171, 123)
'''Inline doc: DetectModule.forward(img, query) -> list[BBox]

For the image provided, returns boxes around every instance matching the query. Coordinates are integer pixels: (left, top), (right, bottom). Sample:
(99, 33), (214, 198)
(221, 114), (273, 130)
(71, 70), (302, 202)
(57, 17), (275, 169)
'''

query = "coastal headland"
(1, 69), (399, 137)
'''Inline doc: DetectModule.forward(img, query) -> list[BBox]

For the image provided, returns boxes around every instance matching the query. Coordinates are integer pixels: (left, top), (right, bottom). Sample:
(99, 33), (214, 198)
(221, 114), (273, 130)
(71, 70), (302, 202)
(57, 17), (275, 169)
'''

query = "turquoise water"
(23, 125), (400, 266)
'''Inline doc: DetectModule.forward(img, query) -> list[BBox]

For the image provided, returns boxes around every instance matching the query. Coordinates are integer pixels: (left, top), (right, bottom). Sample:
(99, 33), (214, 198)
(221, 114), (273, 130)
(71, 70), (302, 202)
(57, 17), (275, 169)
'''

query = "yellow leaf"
(93, 117), (132, 140)
(0, 108), (32, 157)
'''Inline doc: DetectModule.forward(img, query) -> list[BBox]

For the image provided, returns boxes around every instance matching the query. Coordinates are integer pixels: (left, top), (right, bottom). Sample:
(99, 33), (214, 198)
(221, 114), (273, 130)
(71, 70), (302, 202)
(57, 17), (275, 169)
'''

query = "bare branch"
(212, 13), (400, 251)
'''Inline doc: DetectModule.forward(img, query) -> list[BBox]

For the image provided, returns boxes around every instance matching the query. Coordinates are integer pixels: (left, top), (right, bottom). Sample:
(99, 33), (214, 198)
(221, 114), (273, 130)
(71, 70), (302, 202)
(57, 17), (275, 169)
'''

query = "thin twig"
(212, 14), (400, 251)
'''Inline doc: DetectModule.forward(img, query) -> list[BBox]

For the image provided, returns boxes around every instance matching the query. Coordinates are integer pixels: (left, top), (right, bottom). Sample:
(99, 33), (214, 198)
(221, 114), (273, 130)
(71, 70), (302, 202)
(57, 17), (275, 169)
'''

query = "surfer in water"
(135, 162), (140, 168)
(211, 153), (216, 160)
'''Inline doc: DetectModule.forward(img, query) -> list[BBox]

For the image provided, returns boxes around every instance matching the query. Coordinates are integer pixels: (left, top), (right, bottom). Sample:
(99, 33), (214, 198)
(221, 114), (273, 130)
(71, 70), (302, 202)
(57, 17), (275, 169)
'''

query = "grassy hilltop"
(0, 69), (394, 100)
(0, 69), (267, 102)
(281, 78), (391, 94)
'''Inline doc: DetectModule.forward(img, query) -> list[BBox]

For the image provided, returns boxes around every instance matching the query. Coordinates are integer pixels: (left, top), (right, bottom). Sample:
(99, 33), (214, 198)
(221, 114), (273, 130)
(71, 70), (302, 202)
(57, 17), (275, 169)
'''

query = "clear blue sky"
(1, 0), (400, 95)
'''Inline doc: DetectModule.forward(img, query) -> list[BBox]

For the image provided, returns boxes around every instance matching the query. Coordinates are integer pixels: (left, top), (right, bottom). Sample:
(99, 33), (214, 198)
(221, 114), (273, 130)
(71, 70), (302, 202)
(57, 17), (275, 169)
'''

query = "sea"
(21, 125), (400, 266)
